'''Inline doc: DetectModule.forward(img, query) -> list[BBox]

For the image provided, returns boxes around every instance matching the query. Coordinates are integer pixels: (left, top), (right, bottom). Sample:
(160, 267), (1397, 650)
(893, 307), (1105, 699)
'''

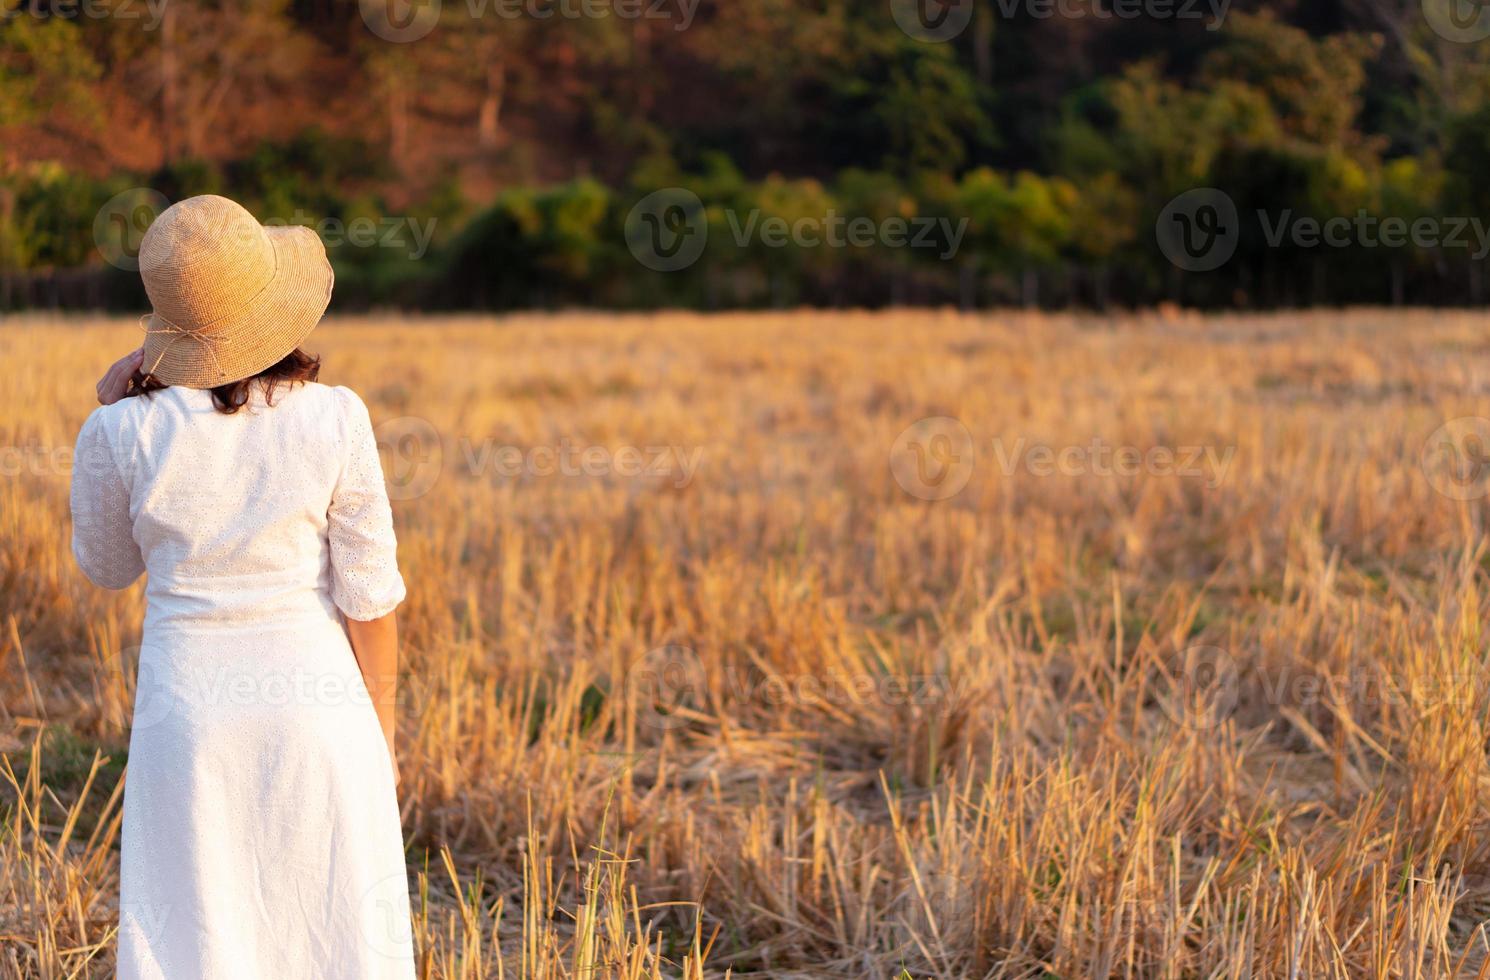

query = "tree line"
(3, 0), (1490, 309)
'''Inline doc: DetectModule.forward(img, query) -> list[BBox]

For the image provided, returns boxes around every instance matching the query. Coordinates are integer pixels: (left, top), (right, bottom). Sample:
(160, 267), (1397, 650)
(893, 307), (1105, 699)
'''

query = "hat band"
(141, 313), (230, 381)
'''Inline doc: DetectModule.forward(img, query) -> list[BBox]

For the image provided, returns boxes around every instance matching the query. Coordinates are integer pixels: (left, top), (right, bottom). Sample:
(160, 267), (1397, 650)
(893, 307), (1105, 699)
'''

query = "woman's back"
(73, 381), (405, 635)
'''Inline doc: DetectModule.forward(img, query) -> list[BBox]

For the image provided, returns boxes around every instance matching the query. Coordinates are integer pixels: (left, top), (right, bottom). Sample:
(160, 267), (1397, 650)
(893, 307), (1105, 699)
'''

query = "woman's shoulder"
(76, 386), (182, 469)
(294, 381), (370, 416)
(83, 384), (168, 437)
(288, 384), (376, 445)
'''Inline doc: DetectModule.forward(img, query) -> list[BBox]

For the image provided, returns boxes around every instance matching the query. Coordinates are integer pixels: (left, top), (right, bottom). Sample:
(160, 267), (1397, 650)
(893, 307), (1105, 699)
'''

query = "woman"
(70, 195), (415, 979)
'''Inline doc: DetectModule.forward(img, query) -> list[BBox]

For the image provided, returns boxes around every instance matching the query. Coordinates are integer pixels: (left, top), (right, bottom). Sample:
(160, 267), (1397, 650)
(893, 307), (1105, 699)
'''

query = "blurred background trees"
(5, 0), (1490, 309)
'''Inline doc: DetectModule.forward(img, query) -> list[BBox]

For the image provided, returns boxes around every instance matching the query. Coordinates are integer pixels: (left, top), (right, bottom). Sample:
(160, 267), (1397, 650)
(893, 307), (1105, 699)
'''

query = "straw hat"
(138, 195), (333, 388)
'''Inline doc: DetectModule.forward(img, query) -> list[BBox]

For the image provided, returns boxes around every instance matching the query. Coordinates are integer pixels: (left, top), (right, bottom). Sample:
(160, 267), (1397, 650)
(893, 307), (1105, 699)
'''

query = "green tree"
(0, 12), (100, 158)
(1066, 172), (1139, 307)
(956, 168), (1074, 306)
(1376, 155), (1443, 304)
(1198, 12), (1381, 149)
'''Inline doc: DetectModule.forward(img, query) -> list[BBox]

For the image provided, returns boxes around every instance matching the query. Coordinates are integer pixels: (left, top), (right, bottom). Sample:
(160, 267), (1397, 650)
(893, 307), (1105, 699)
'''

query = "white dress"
(70, 382), (415, 980)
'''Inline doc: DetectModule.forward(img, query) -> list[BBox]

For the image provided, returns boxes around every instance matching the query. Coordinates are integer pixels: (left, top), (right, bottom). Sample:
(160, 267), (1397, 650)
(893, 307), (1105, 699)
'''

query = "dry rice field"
(7, 309), (1490, 978)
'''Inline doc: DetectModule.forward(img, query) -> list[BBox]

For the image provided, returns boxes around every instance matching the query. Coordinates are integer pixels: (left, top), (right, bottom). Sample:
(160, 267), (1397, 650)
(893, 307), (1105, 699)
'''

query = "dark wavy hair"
(130, 348), (321, 415)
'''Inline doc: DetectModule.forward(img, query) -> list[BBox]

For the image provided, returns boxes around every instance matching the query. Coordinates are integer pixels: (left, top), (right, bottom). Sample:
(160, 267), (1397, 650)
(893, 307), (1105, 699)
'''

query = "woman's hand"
(96, 348), (144, 405)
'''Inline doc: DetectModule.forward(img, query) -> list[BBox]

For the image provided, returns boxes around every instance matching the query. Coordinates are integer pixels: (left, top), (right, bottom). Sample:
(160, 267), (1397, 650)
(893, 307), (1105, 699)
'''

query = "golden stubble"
(4, 308), (1490, 978)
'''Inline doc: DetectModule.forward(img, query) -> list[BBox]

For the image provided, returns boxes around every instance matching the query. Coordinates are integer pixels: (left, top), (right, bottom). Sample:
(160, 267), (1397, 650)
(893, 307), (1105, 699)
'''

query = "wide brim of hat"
(140, 225), (334, 389)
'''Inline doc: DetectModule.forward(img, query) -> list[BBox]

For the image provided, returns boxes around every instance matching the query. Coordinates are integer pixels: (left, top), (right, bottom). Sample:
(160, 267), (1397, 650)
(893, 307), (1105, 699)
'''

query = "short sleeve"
(328, 387), (407, 621)
(70, 408), (146, 590)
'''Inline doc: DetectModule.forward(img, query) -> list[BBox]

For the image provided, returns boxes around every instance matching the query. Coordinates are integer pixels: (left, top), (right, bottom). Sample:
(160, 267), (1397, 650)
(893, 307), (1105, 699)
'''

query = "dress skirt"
(115, 614), (415, 980)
